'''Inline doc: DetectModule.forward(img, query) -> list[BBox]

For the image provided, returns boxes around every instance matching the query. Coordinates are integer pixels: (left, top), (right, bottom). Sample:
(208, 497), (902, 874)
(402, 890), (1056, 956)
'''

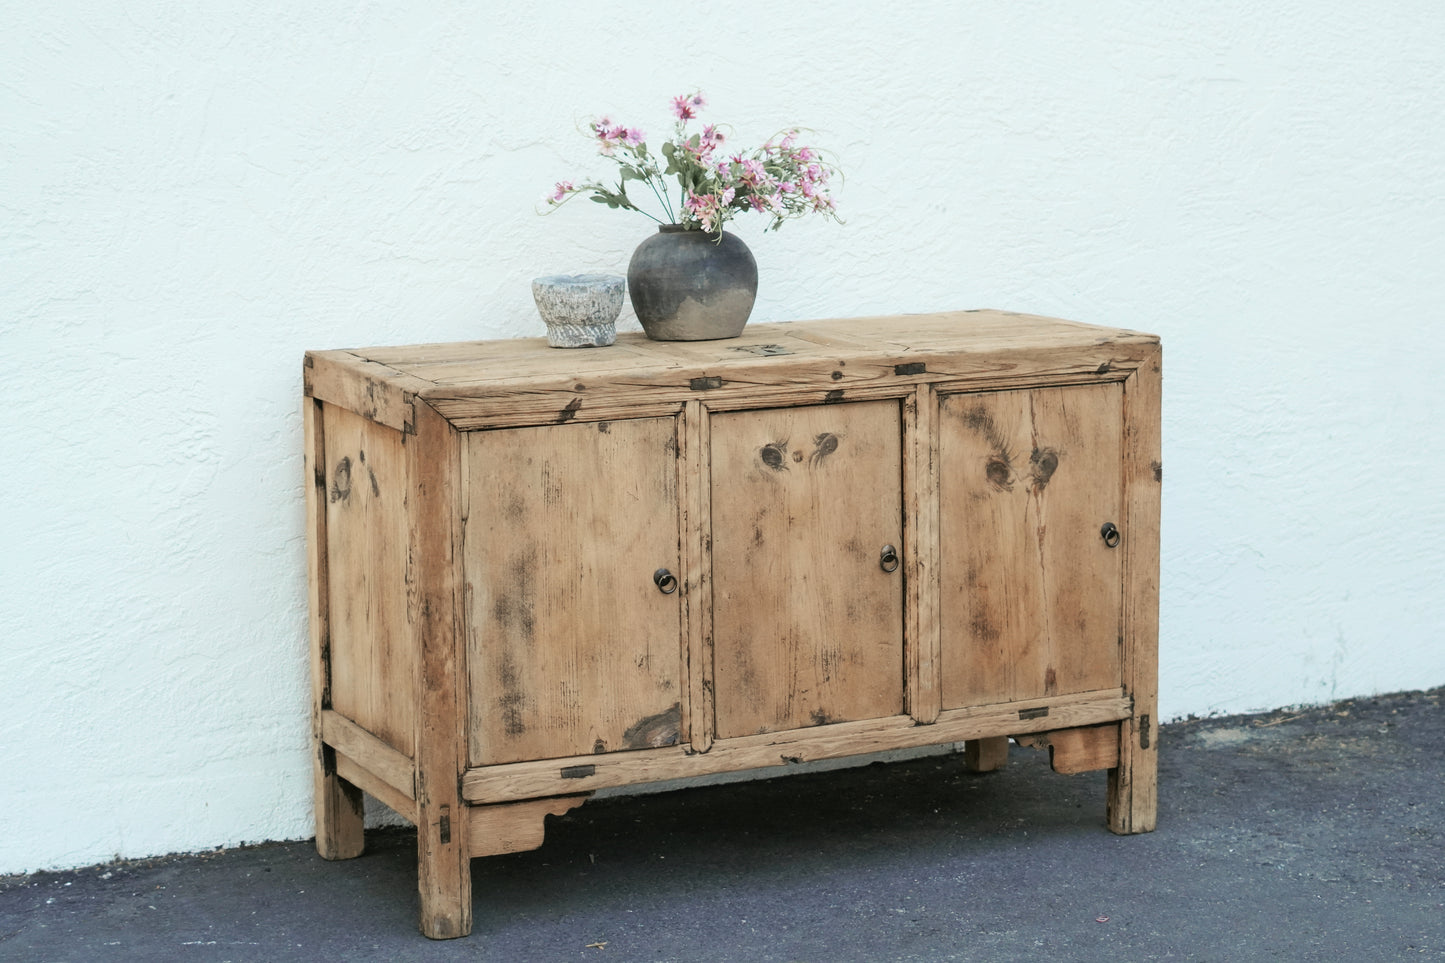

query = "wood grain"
(321, 404), (415, 756)
(680, 401), (715, 753)
(1014, 723), (1121, 775)
(309, 312), (1160, 432)
(938, 384), (1125, 708)
(963, 736), (1009, 772)
(1109, 348), (1162, 834)
(305, 311), (1163, 931)
(467, 795), (589, 858)
(710, 400), (905, 738)
(407, 400), (471, 940)
(305, 398), (365, 860)
(463, 689), (1131, 804)
(906, 384), (942, 724)
(320, 710), (415, 804)
(463, 417), (683, 765)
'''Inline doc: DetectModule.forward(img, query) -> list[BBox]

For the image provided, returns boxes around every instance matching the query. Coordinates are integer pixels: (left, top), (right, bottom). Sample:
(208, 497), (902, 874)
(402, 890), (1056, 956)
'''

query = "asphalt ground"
(3, 687), (1441, 962)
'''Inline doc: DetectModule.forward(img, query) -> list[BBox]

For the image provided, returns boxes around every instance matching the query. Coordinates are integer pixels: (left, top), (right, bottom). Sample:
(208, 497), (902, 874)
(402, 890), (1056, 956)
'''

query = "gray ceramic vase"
(531, 274), (625, 348)
(627, 225), (758, 341)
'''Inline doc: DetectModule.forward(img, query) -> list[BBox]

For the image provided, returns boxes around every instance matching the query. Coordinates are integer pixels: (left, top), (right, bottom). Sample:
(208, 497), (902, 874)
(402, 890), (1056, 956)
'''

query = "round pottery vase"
(531, 273), (625, 348)
(627, 225), (758, 341)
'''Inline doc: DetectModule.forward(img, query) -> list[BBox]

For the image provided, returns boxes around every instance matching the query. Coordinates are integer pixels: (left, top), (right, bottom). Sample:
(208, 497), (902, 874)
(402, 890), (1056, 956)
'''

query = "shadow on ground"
(3, 688), (1441, 961)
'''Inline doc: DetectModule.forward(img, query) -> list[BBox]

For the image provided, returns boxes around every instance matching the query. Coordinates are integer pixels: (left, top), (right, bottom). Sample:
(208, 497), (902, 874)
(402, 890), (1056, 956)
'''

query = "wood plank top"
(305, 310), (1160, 430)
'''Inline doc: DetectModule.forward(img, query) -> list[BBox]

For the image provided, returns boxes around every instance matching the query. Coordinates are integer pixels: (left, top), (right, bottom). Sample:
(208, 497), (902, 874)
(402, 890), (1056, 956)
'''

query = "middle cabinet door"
(711, 400), (905, 739)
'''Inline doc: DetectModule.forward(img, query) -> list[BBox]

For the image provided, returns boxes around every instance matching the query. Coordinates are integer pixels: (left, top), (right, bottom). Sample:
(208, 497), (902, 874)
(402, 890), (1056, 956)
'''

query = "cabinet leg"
(1107, 713), (1158, 834)
(314, 744), (365, 860)
(417, 800), (471, 940)
(963, 736), (1010, 772)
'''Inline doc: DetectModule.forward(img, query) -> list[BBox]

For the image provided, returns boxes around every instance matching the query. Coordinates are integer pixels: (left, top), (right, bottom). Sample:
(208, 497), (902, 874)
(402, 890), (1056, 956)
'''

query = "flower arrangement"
(546, 91), (841, 236)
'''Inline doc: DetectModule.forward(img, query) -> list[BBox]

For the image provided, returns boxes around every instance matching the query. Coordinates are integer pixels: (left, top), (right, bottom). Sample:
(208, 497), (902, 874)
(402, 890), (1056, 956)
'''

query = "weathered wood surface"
(1109, 348), (1163, 834)
(320, 710), (415, 804)
(305, 398), (365, 861)
(463, 417), (683, 765)
(710, 400), (905, 738)
(304, 351), (424, 434)
(305, 311), (1162, 936)
(335, 751), (417, 824)
(1015, 723), (1121, 775)
(467, 795), (590, 858)
(309, 311), (1160, 430)
(680, 401), (715, 754)
(905, 384), (941, 724)
(937, 383), (1124, 709)
(407, 400), (471, 940)
(963, 736), (1010, 773)
(462, 690), (1132, 804)
(321, 404), (416, 757)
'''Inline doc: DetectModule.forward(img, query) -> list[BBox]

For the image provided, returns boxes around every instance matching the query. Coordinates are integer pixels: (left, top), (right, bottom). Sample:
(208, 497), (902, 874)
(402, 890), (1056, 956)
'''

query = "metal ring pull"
(1100, 522), (1121, 548)
(879, 544), (900, 573)
(653, 568), (678, 594)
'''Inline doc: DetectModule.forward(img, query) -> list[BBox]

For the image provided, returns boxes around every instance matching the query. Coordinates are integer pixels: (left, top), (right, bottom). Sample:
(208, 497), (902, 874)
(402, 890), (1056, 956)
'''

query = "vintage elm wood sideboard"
(303, 310), (1161, 939)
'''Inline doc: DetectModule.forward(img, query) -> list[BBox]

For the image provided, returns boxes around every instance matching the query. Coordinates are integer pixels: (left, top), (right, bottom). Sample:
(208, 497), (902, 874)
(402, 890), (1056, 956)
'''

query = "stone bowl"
(531, 274), (625, 348)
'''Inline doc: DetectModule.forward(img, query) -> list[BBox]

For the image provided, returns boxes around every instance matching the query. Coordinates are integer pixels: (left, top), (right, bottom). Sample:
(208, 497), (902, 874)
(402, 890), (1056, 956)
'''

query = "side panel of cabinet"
(711, 401), (905, 739)
(938, 383), (1124, 708)
(463, 418), (683, 766)
(321, 403), (416, 756)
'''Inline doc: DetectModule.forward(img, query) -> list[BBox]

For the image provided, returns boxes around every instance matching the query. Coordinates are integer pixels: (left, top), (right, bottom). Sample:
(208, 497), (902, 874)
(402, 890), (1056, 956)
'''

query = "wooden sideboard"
(303, 310), (1161, 939)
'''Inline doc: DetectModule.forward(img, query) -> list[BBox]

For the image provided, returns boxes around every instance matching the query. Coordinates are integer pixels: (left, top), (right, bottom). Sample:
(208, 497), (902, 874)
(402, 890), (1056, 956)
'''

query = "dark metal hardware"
(1101, 522), (1121, 548)
(653, 568), (678, 594)
(879, 544), (900, 573)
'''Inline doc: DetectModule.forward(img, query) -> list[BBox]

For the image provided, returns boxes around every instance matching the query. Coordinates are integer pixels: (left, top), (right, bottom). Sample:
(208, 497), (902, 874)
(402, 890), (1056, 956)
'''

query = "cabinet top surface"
(304, 310), (1160, 431)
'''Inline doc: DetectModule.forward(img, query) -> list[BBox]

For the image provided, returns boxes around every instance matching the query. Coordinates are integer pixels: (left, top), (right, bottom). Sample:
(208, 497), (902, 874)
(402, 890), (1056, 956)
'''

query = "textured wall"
(3, 2), (1442, 873)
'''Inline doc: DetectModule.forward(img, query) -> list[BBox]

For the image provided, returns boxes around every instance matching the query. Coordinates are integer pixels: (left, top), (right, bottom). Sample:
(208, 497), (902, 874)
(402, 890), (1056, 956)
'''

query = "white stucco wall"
(3, 2), (1442, 874)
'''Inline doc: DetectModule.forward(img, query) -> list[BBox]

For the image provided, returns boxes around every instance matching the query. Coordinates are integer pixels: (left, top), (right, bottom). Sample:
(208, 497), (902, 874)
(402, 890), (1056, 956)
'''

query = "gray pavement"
(3, 687), (1442, 962)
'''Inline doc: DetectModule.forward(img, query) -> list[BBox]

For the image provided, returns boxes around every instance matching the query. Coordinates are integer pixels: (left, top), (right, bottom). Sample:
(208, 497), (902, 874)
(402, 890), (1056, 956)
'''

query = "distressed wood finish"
(963, 736), (1010, 773)
(462, 418), (683, 765)
(321, 405), (416, 756)
(467, 795), (590, 857)
(711, 400), (905, 738)
(937, 383), (1124, 708)
(1109, 349), (1163, 834)
(463, 690), (1133, 804)
(305, 398), (365, 860)
(1016, 723), (1122, 775)
(304, 310), (1161, 940)
(407, 400), (470, 940)
(680, 400), (715, 753)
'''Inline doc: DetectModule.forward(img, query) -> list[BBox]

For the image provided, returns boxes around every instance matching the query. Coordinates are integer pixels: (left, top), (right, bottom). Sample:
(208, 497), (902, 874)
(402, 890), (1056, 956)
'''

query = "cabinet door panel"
(712, 401), (904, 738)
(464, 418), (682, 765)
(939, 384), (1123, 708)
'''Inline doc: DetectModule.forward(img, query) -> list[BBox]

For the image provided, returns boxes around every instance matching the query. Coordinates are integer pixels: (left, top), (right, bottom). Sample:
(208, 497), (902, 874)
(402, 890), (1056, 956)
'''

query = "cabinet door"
(711, 401), (905, 738)
(938, 384), (1124, 708)
(463, 418), (682, 766)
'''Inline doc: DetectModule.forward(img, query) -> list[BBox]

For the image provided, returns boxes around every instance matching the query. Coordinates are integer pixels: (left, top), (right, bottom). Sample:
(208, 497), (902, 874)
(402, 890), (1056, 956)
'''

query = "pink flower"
(550, 180), (574, 203)
(777, 180), (796, 194)
(671, 91), (706, 121)
(621, 127), (645, 147)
